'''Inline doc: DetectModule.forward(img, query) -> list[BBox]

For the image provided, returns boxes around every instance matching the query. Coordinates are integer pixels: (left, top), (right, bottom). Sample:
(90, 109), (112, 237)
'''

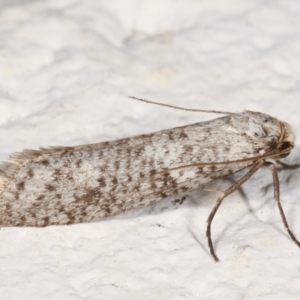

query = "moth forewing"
(0, 97), (299, 262)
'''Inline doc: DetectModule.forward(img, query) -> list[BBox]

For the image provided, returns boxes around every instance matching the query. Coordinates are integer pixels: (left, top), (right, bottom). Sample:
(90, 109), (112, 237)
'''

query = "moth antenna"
(129, 96), (235, 115)
(152, 146), (294, 176)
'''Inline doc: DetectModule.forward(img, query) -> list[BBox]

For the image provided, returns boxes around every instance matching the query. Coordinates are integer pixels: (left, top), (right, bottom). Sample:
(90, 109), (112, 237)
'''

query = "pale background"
(0, 0), (300, 299)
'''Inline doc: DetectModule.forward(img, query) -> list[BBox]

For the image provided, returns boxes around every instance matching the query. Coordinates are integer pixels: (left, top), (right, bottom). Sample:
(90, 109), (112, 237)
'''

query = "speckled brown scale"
(27, 169), (34, 178)
(0, 110), (296, 229)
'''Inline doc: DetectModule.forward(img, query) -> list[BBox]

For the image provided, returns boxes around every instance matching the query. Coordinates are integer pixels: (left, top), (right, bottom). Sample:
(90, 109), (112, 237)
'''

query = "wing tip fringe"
(0, 146), (74, 195)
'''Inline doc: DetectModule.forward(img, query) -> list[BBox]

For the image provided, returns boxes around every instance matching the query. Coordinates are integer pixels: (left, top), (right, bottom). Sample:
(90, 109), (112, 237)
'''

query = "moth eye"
(254, 132), (259, 137)
(263, 119), (269, 123)
(279, 141), (292, 151)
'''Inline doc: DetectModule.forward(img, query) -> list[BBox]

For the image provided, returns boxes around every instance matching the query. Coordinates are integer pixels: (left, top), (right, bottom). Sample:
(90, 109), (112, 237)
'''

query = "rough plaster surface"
(0, 0), (300, 299)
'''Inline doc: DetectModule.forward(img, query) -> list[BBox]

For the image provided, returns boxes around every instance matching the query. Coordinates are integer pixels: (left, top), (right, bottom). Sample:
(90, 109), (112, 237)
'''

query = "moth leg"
(206, 160), (265, 262)
(264, 161), (300, 247)
(275, 160), (300, 169)
(203, 187), (224, 194)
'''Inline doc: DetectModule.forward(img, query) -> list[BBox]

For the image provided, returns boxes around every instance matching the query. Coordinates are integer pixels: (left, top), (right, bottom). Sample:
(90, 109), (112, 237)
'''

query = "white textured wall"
(0, 0), (300, 299)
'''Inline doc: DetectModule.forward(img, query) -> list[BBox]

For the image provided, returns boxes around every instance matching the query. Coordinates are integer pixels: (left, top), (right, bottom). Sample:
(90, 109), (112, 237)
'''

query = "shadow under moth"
(0, 96), (299, 262)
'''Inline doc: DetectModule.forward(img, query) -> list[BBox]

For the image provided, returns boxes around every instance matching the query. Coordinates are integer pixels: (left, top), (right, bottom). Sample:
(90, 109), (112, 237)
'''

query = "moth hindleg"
(264, 161), (300, 247)
(206, 160), (264, 262)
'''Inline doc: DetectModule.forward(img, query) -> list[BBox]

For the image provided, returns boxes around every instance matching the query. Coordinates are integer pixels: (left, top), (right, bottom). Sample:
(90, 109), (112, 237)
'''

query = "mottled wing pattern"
(0, 112), (285, 226)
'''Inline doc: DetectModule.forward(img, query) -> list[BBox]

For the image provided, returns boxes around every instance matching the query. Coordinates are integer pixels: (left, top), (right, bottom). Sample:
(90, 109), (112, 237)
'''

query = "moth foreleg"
(206, 160), (265, 262)
(275, 160), (300, 169)
(264, 161), (300, 247)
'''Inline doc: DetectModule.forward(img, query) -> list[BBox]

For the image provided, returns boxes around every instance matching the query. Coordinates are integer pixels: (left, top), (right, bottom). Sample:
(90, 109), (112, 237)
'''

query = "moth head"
(231, 111), (295, 158)
(276, 121), (295, 158)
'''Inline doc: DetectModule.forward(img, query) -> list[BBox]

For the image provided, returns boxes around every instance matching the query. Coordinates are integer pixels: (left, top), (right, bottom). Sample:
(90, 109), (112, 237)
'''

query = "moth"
(0, 96), (299, 262)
